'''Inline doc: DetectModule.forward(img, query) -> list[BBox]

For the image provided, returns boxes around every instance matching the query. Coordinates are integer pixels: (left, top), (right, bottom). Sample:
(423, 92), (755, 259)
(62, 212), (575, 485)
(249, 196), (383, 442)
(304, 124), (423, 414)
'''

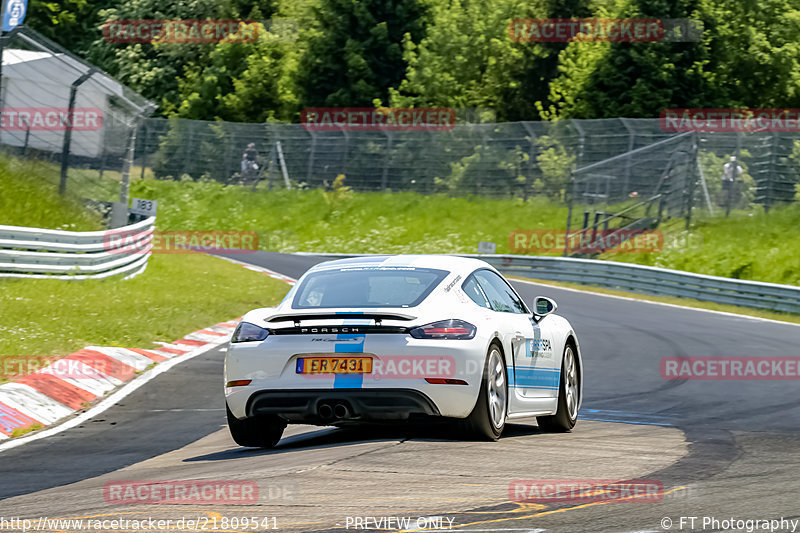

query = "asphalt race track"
(2, 251), (800, 533)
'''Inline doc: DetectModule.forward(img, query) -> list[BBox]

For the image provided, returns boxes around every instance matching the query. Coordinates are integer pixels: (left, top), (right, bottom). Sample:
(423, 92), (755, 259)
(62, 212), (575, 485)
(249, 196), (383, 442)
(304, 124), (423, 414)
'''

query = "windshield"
(292, 267), (448, 308)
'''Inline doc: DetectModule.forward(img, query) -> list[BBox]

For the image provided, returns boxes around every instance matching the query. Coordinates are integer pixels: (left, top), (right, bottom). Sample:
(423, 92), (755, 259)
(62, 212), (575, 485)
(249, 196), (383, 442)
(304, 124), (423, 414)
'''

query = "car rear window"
(292, 267), (449, 308)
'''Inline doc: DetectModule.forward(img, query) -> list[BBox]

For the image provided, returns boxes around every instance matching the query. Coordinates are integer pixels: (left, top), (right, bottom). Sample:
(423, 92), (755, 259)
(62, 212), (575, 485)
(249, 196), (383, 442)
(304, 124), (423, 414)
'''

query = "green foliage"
(534, 136), (575, 200)
(87, 0), (271, 115)
(544, 0), (800, 119)
(433, 144), (529, 197)
(321, 174), (353, 209)
(26, 0), (115, 56)
(25, 0), (800, 124)
(296, 0), (428, 108)
(390, 0), (596, 121)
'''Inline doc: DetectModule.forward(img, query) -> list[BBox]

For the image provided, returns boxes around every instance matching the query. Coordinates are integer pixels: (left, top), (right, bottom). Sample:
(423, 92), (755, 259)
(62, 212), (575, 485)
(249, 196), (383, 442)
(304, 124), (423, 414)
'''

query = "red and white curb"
(0, 319), (240, 446)
(0, 257), (297, 452)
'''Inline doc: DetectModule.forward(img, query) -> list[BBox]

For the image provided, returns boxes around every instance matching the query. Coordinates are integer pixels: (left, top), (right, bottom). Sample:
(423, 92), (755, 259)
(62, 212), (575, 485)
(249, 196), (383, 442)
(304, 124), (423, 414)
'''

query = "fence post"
(521, 121), (538, 200)
(342, 130), (350, 177)
(685, 133), (699, 230)
(139, 120), (149, 180)
(563, 170), (575, 257)
(620, 118), (635, 196)
(59, 68), (97, 195)
(381, 131), (393, 191)
(306, 129), (316, 184)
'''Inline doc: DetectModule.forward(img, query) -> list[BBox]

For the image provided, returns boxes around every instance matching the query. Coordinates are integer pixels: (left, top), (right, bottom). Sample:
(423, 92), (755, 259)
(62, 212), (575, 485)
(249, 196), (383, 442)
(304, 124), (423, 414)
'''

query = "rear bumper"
(245, 388), (440, 424)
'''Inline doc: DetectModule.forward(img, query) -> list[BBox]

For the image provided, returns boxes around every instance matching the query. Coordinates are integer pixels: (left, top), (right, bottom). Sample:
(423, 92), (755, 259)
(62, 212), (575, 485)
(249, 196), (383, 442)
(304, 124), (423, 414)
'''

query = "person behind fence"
(721, 155), (743, 197)
(241, 143), (260, 183)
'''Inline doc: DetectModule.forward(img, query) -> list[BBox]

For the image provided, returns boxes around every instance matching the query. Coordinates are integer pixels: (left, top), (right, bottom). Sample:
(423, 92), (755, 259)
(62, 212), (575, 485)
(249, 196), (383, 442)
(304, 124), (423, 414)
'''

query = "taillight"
(231, 322), (269, 343)
(409, 319), (476, 340)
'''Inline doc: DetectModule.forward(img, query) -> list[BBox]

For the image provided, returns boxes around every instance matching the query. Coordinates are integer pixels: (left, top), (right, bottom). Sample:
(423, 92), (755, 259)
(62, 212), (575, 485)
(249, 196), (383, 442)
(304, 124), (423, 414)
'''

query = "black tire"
(463, 343), (507, 441)
(226, 405), (286, 448)
(537, 342), (580, 432)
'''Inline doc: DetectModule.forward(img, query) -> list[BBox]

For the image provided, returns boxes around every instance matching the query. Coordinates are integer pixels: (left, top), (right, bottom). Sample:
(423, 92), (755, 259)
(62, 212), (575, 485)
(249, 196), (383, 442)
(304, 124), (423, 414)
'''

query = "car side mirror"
(533, 296), (557, 316)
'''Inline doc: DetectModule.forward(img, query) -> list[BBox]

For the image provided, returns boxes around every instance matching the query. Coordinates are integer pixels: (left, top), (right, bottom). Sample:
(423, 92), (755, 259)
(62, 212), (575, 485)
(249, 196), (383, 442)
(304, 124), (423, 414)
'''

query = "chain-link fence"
(0, 26), (155, 221)
(134, 117), (800, 212)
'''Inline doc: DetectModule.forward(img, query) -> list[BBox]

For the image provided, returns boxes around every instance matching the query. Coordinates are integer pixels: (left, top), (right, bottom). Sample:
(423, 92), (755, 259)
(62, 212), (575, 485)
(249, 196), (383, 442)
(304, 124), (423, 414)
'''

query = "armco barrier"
(298, 253), (800, 314)
(0, 217), (155, 280)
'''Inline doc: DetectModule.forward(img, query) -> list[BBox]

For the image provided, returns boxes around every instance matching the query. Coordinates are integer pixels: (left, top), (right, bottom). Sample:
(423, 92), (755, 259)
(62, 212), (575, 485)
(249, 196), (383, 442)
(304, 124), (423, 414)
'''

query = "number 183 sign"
(130, 198), (158, 217)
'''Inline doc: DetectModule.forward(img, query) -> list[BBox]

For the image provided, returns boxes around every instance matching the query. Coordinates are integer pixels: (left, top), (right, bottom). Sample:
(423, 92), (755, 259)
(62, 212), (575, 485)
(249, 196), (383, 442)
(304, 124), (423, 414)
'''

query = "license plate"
(296, 357), (373, 374)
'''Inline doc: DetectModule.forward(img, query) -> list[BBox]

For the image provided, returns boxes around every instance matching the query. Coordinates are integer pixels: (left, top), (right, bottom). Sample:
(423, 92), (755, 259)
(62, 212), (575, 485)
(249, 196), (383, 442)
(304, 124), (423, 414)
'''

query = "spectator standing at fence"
(240, 143), (260, 187)
(722, 155), (743, 215)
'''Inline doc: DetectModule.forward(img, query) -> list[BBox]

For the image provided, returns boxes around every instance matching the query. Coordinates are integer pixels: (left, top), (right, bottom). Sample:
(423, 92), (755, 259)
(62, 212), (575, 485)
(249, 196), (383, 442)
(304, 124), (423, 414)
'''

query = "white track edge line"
(0, 339), (228, 453)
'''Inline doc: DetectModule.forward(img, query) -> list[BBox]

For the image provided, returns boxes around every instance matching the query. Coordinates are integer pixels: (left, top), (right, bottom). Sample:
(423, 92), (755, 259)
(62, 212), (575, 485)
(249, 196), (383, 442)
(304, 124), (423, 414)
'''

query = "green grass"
(130, 178), (568, 254)
(602, 205), (800, 286)
(0, 157), (102, 230)
(0, 253), (290, 360)
(128, 176), (800, 286)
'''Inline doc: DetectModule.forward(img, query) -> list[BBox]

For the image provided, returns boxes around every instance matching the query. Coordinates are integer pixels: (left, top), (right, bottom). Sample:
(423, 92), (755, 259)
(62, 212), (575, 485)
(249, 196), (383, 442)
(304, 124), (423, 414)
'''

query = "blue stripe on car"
(333, 316), (370, 389)
(511, 367), (561, 390)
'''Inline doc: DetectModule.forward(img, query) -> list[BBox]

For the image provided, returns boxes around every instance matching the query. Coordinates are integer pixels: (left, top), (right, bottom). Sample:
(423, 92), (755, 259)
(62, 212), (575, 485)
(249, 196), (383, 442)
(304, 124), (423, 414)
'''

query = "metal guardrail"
(0, 217), (155, 280)
(299, 253), (800, 314)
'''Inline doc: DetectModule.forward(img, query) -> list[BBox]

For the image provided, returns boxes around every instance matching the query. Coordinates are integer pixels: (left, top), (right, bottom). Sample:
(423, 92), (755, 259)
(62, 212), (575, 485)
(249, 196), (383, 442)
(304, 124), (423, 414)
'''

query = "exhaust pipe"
(333, 403), (349, 419)
(318, 403), (333, 419)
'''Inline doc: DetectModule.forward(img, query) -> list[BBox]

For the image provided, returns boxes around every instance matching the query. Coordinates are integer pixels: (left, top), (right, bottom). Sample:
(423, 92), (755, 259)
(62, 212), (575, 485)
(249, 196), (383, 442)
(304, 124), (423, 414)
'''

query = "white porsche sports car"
(224, 255), (583, 447)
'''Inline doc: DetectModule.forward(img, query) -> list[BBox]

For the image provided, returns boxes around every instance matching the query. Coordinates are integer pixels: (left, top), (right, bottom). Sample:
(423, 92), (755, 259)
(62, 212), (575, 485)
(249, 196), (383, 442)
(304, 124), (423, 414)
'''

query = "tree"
(296, 0), (428, 108)
(25, 0), (116, 56)
(174, 10), (303, 121)
(542, 0), (800, 119)
(389, 0), (596, 121)
(87, 0), (256, 115)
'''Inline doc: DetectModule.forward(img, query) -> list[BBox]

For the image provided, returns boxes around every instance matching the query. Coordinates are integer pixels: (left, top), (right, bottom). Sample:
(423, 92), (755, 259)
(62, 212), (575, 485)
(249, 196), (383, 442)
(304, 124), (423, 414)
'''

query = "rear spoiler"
(265, 312), (417, 323)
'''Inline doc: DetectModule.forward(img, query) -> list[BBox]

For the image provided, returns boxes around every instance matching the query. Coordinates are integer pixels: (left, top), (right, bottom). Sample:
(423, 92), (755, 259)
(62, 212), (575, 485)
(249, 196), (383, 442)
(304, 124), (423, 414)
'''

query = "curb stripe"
(173, 339), (207, 347)
(66, 349), (138, 382)
(129, 348), (168, 362)
(152, 347), (188, 356)
(41, 360), (122, 396)
(197, 329), (226, 336)
(16, 374), (96, 410)
(184, 332), (228, 342)
(89, 347), (159, 372)
(0, 383), (72, 424)
(0, 401), (39, 437)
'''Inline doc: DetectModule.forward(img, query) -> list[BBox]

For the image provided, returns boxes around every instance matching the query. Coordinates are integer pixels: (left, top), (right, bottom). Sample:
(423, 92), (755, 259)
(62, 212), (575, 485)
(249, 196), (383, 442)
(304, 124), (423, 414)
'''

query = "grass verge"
(0, 157), (102, 230)
(0, 253), (290, 364)
(603, 205), (800, 285)
(130, 178), (567, 254)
